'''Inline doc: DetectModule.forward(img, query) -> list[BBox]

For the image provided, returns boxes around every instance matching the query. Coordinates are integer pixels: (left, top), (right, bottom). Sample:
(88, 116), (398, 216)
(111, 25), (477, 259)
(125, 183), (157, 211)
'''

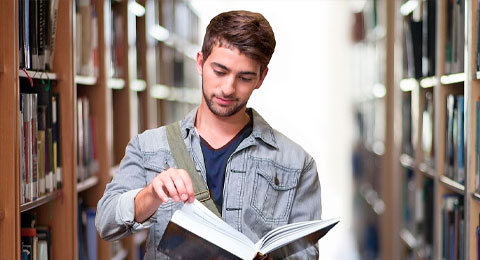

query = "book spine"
(46, 0), (59, 71)
(38, 105), (46, 196)
(19, 0), (25, 68)
(476, 99), (480, 193)
(30, 0), (39, 70)
(37, 0), (46, 70)
(31, 94), (38, 201)
(24, 0), (31, 69)
(27, 94), (33, 202)
(82, 98), (90, 177)
(458, 96), (464, 184)
(77, 98), (84, 182)
(52, 94), (62, 188)
(20, 103), (26, 204)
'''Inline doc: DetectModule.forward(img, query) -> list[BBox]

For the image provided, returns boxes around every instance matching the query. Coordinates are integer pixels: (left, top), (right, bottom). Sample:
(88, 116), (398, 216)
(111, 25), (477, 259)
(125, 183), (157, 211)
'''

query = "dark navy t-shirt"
(199, 117), (253, 210)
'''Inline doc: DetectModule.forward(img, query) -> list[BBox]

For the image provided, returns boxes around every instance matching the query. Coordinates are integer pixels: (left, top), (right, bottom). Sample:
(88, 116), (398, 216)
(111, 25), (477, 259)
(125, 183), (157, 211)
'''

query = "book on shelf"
(21, 213), (52, 260)
(158, 200), (338, 260)
(445, 94), (465, 184)
(18, 0), (59, 71)
(110, 1), (125, 78)
(445, 0), (465, 74)
(78, 198), (97, 260)
(77, 97), (99, 183)
(401, 93), (413, 156)
(75, 0), (99, 77)
(442, 195), (464, 260)
(477, 0), (480, 72)
(422, 91), (434, 165)
(422, 0), (436, 77)
(401, 168), (415, 232)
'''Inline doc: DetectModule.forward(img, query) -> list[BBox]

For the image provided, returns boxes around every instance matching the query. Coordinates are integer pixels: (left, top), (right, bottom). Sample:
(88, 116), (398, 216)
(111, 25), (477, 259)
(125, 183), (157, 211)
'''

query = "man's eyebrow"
(211, 62), (257, 76)
(212, 62), (230, 71)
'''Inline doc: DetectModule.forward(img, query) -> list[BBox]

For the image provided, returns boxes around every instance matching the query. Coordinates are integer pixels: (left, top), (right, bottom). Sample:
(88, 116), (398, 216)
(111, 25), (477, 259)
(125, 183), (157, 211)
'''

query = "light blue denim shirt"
(96, 108), (322, 259)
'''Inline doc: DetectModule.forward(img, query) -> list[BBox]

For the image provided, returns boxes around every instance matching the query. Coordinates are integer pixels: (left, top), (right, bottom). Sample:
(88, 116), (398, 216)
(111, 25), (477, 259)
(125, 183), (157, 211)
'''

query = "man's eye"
(214, 70), (226, 76)
(240, 77), (253, 82)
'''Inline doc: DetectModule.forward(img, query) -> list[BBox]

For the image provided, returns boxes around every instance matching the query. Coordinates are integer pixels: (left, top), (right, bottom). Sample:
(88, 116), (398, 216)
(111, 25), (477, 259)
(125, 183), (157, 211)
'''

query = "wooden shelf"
(400, 228), (418, 250)
(77, 175), (99, 193)
(19, 69), (59, 80)
(417, 162), (435, 179)
(399, 78), (418, 92)
(439, 176), (465, 195)
(419, 76), (438, 88)
(150, 84), (201, 104)
(108, 78), (125, 89)
(130, 79), (147, 92)
(20, 190), (61, 213)
(75, 75), (97, 85)
(472, 193), (480, 202)
(359, 183), (385, 215)
(439, 73), (465, 85)
(399, 153), (416, 169)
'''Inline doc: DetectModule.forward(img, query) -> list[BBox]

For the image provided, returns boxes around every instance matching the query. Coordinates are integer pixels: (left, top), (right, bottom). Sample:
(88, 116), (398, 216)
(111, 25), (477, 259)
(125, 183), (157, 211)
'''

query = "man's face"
(196, 45), (268, 117)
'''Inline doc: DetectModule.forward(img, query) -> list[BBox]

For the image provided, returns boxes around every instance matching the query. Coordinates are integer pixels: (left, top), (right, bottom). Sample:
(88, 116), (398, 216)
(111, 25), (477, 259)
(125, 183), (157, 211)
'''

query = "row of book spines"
(445, 94), (465, 185)
(21, 226), (52, 260)
(19, 0), (59, 72)
(75, 0), (98, 77)
(402, 0), (436, 79)
(20, 92), (61, 204)
(445, 0), (465, 75)
(78, 199), (97, 260)
(401, 173), (434, 246)
(77, 97), (99, 183)
(441, 195), (465, 260)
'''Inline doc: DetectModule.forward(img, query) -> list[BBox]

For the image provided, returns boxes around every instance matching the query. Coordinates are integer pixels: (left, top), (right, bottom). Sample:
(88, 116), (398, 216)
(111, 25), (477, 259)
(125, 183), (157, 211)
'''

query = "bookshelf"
(354, 0), (480, 259)
(0, 0), (200, 259)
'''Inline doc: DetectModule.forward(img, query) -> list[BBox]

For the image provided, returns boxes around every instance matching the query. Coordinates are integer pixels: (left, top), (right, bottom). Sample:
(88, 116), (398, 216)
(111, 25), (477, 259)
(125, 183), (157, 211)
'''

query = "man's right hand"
(134, 168), (195, 223)
(150, 168), (195, 203)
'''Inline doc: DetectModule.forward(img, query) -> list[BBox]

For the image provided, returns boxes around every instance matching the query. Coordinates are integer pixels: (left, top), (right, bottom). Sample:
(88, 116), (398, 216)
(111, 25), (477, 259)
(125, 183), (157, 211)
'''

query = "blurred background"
(5, 0), (480, 259)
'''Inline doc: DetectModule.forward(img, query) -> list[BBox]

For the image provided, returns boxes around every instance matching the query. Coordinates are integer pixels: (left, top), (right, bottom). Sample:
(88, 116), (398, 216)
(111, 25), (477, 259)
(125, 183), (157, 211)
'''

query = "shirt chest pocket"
(143, 150), (175, 185)
(250, 160), (301, 223)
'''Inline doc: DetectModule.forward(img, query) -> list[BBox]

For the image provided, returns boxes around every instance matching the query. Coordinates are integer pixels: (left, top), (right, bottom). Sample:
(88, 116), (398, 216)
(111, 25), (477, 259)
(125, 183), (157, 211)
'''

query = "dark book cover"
(158, 221), (242, 260)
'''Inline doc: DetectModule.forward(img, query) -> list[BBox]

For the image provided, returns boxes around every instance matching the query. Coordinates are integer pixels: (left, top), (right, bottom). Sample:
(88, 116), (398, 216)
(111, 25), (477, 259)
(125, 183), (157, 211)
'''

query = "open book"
(158, 200), (339, 260)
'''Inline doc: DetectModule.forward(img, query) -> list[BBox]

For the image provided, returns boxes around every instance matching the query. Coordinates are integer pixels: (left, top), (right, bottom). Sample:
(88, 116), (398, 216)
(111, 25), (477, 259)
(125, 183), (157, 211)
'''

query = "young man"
(96, 10), (322, 259)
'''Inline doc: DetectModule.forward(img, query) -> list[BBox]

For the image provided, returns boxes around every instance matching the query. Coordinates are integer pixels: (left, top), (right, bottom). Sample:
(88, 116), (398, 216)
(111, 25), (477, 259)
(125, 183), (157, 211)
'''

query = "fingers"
(152, 168), (196, 204)
(177, 169), (195, 203)
(152, 180), (169, 203)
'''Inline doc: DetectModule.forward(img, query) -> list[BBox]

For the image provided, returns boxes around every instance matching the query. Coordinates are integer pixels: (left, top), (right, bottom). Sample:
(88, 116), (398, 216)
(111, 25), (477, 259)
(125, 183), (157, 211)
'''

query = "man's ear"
(255, 67), (269, 89)
(196, 52), (204, 76)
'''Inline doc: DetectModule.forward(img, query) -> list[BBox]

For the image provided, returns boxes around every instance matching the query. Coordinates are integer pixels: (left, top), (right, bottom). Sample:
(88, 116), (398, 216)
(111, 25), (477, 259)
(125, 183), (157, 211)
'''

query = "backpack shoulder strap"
(165, 121), (221, 217)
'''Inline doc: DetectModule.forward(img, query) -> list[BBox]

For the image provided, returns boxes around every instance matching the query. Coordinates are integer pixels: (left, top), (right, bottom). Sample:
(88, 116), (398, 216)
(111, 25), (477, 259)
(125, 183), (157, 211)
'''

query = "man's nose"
(221, 76), (236, 96)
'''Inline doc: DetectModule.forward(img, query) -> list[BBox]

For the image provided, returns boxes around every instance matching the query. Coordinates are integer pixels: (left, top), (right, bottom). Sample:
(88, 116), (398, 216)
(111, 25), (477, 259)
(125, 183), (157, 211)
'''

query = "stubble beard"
(202, 83), (247, 117)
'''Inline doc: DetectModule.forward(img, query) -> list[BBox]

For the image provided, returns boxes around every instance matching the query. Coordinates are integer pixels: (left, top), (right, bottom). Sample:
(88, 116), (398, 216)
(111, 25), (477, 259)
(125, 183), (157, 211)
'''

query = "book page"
(255, 218), (339, 256)
(169, 200), (257, 259)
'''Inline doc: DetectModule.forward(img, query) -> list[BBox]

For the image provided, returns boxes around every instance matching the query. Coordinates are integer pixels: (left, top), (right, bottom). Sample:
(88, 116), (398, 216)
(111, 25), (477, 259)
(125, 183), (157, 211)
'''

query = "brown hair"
(201, 10), (276, 75)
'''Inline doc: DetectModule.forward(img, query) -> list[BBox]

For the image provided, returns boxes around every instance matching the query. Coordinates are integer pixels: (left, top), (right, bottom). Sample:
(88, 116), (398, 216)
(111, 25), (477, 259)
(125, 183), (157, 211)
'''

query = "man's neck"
(195, 103), (250, 149)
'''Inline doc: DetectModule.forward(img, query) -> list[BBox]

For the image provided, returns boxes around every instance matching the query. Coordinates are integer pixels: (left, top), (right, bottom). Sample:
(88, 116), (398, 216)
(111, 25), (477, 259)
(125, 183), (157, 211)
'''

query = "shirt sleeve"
(96, 135), (155, 241)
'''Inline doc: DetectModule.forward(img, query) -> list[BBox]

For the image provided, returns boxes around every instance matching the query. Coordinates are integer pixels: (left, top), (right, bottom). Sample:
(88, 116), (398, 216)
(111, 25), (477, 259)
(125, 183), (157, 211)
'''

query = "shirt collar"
(180, 107), (278, 149)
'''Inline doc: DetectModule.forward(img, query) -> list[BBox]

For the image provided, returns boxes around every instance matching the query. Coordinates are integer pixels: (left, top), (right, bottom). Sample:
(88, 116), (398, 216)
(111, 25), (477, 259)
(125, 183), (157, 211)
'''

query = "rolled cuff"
(116, 188), (157, 233)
